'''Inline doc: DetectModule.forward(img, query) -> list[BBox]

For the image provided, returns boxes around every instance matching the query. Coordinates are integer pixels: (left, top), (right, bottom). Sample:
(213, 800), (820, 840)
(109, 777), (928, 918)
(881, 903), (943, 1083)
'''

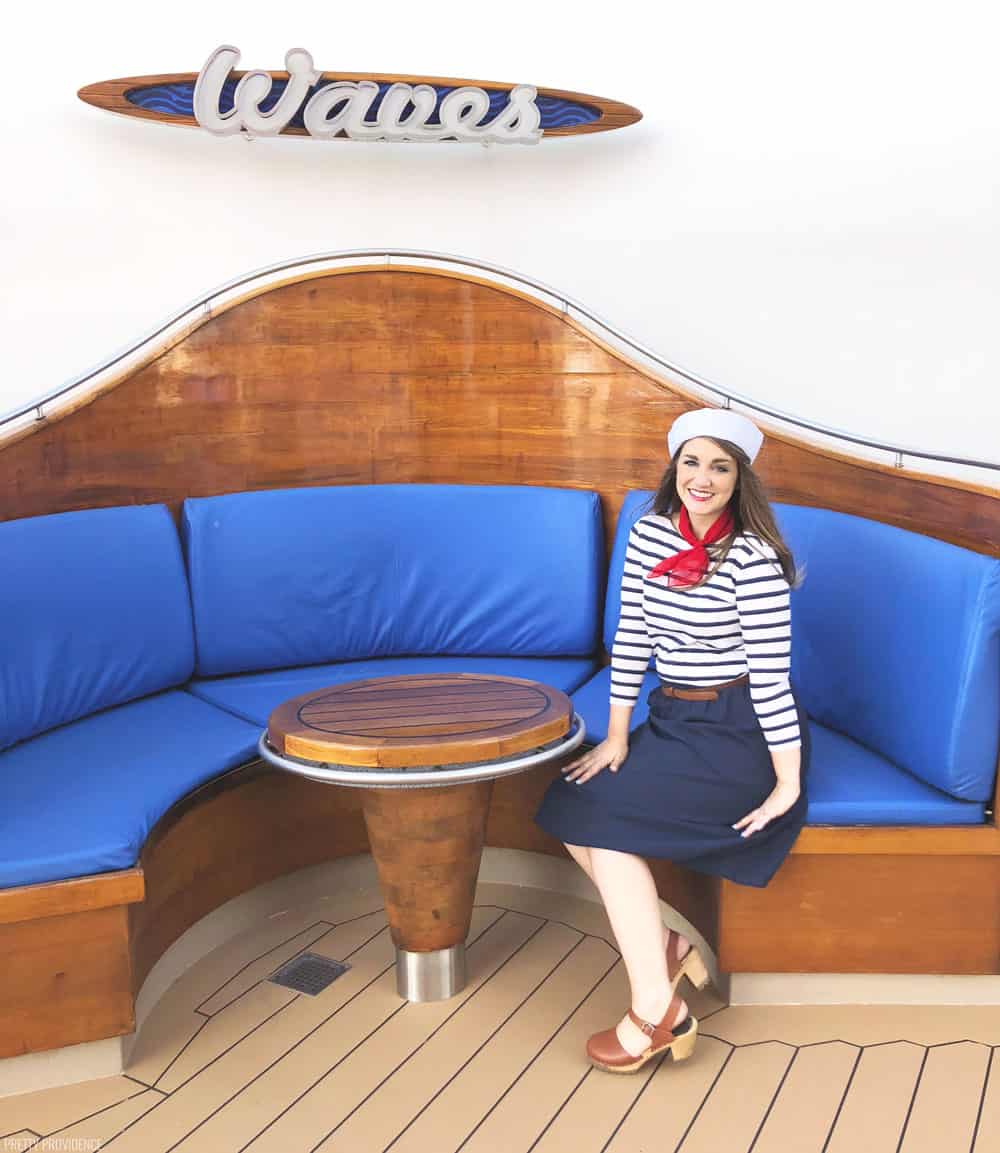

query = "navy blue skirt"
(534, 679), (810, 888)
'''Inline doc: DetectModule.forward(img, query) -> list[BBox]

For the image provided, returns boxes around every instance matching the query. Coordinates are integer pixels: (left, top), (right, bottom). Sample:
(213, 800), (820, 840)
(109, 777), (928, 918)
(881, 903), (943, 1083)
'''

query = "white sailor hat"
(667, 408), (764, 464)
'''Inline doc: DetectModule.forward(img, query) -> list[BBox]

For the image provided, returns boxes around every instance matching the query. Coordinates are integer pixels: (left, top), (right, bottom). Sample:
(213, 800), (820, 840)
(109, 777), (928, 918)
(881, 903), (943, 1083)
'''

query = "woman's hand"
(733, 779), (800, 838)
(561, 737), (629, 784)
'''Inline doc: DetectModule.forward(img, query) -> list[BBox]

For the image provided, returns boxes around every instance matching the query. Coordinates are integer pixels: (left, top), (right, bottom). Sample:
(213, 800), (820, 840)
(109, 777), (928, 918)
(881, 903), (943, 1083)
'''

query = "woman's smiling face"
(675, 437), (739, 525)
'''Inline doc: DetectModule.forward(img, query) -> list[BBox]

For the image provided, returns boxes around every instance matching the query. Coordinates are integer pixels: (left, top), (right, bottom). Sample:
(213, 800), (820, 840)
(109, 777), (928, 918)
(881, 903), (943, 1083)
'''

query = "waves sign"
(79, 46), (642, 145)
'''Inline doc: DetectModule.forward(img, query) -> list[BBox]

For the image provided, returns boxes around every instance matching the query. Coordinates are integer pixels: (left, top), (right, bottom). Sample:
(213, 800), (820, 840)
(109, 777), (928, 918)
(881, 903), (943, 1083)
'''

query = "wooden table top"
(266, 673), (574, 769)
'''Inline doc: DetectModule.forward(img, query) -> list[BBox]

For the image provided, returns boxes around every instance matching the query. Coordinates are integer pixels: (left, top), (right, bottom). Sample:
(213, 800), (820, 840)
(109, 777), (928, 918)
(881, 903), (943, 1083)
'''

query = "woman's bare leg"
(564, 841), (596, 882)
(564, 841), (690, 961)
(588, 846), (688, 1055)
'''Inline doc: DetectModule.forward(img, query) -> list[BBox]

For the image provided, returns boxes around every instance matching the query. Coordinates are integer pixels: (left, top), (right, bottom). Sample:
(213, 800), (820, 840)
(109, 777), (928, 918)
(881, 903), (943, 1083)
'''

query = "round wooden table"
(258, 673), (585, 1001)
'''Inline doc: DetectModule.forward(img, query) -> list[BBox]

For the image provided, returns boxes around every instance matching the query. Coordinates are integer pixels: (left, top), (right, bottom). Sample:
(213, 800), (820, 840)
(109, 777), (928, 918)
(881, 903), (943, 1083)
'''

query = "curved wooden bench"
(1, 261), (997, 1061)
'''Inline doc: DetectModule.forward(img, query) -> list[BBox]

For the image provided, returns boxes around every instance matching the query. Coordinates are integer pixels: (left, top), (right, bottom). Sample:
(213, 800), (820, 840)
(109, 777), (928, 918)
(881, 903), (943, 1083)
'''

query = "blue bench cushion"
(0, 691), (260, 889)
(189, 655), (599, 727)
(183, 485), (603, 677)
(0, 505), (195, 753)
(571, 667), (986, 827)
(603, 490), (657, 653)
(805, 724), (984, 826)
(775, 505), (1000, 803)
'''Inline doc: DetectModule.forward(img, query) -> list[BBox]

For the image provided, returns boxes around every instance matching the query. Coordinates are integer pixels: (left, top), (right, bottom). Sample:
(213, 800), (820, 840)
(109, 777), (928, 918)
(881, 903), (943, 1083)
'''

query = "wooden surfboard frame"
(78, 72), (643, 138)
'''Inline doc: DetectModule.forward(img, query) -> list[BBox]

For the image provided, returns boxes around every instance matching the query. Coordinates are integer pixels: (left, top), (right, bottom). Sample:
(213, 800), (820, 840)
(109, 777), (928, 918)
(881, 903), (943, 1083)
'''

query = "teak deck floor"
(2, 882), (998, 1153)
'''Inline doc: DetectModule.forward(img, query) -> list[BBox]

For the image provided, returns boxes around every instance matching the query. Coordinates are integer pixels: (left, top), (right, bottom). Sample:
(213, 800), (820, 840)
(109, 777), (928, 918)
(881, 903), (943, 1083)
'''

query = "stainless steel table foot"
(396, 944), (466, 1002)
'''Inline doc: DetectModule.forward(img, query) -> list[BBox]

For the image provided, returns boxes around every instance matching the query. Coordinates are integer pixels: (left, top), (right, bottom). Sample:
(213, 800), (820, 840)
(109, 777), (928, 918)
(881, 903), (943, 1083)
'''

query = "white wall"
(4, 0), (998, 476)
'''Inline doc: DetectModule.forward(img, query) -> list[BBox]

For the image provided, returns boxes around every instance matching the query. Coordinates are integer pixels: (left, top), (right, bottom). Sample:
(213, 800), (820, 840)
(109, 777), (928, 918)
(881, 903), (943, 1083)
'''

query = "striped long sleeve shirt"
(610, 514), (802, 749)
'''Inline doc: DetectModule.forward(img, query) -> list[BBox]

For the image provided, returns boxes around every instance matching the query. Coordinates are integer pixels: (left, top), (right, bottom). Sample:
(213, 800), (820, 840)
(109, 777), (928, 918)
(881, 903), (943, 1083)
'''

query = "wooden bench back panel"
(1, 266), (997, 559)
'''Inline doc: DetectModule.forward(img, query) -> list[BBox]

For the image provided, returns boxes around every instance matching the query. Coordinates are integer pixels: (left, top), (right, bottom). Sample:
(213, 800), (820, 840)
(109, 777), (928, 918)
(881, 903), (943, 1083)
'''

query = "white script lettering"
(194, 46), (320, 137)
(193, 45), (543, 144)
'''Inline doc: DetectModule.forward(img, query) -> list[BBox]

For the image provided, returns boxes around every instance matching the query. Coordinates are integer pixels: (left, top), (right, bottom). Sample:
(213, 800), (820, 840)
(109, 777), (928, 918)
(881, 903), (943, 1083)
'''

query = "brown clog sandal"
(586, 991), (699, 1073)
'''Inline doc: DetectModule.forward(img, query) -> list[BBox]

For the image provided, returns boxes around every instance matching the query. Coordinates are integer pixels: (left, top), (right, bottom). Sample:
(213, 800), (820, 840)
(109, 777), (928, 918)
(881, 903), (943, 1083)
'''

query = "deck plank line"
(970, 1046), (997, 1153)
(304, 916), (553, 1152)
(602, 1035), (734, 1153)
(596, 1051), (670, 1153)
(894, 1047), (930, 1153)
(159, 994), (391, 1150)
(105, 926), (401, 1149)
(820, 1045), (864, 1153)
(306, 922), (586, 1153)
(152, 1015), (211, 1091)
(197, 921), (337, 1015)
(41, 1089), (167, 1149)
(747, 1046), (801, 1153)
(525, 1070), (593, 1153)
(181, 909), (531, 1153)
(822, 1042), (926, 1153)
(166, 934), (420, 1151)
(672, 1046), (736, 1153)
(191, 907), (371, 1007)
(156, 915), (391, 1093)
(468, 907), (510, 946)
(0, 1078), (148, 1139)
(41, 1086), (167, 1139)
(382, 931), (595, 1152)
(748, 1042), (860, 1153)
(900, 1041), (992, 1153)
(453, 954), (621, 1153)
(674, 1041), (795, 1153)
(121, 1074), (157, 1090)
(158, 985), (302, 1094)
(126, 910), (387, 1088)
(457, 959), (649, 1153)
(0, 1131), (41, 1148)
(167, 972), (407, 1152)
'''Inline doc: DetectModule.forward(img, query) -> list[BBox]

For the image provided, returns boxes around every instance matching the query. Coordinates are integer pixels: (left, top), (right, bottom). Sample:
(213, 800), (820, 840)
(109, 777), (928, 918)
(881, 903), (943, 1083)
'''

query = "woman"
(535, 407), (809, 1073)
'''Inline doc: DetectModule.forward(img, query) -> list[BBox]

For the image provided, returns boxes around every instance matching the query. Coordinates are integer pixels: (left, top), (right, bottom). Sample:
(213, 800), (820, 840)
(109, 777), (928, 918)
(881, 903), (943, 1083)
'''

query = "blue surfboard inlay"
(125, 80), (602, 130)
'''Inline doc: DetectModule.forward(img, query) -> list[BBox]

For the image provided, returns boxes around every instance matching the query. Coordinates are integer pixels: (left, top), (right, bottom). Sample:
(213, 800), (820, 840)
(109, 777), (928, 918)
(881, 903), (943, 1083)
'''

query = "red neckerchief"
(648, 505), (734, 587)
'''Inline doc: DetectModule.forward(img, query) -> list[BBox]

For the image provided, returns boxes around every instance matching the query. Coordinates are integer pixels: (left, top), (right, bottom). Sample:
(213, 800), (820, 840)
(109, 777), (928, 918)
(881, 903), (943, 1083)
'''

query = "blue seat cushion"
(188, 655), (599, 727)
(0, 505), (195, 753)
(775, 505), (1000, 802)
(805, 723), (985, 826)
(571, 667), (986, 827)
(0, 691), (259, 889)
(183, 484), (603, 677)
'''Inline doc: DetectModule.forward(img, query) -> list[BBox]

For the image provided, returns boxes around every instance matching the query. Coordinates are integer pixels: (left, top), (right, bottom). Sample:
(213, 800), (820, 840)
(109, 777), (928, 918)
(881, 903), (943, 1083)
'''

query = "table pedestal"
(360, 779), (494, 1002)
(263, 673), (583, 1003)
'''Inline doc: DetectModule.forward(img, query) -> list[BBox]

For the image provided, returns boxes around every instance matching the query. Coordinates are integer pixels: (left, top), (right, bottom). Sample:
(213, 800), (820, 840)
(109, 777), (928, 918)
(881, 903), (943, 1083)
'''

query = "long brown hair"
(647, 436), (799, 587)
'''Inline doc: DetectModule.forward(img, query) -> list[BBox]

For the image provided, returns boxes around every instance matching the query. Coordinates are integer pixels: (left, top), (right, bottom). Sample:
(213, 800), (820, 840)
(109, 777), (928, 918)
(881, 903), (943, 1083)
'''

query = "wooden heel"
(681, 949), (710, 992)
(669, 1016), (699, 1061)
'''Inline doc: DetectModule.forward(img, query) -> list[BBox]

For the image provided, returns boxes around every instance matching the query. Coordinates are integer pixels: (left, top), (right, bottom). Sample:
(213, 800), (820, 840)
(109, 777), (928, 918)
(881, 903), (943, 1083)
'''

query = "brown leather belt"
(660, 674), (749, 701)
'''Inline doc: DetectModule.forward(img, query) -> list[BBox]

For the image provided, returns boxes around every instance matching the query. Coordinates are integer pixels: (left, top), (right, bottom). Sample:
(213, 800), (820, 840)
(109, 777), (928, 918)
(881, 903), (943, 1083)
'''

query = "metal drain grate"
(268, 952), (351, 995)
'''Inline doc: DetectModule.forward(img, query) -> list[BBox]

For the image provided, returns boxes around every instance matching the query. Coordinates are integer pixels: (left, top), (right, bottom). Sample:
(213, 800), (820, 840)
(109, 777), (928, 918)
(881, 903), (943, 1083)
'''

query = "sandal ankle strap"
(627, 991), (685, 1044)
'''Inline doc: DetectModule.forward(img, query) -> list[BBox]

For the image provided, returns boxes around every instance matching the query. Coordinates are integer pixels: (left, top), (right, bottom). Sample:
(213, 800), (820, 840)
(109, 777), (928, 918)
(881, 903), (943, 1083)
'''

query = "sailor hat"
(667, 408), (764, 464)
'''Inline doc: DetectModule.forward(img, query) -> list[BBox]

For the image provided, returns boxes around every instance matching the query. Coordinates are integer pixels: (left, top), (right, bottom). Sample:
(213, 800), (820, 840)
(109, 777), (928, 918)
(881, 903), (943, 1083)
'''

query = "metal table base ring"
(396, 944), (465, 1002)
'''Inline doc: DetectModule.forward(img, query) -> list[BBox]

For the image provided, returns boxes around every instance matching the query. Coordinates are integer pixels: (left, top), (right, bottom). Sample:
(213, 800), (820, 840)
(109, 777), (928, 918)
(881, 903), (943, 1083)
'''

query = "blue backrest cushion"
(0, 505), (196, 752)
(605, 493), (1000, 802)
(775, 505), (1000, 802)
(603, 490), (656, 652)
(183, 484), (603, 676)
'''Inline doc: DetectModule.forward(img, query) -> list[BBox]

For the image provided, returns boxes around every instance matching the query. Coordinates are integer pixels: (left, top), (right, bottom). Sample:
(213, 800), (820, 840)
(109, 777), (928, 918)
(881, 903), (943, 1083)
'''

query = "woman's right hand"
(561, 736), (629, 784)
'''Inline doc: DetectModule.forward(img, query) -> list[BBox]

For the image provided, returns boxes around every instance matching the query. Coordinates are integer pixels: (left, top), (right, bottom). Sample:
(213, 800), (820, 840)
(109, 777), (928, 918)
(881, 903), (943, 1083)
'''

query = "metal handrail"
(3, 248), (997, 474)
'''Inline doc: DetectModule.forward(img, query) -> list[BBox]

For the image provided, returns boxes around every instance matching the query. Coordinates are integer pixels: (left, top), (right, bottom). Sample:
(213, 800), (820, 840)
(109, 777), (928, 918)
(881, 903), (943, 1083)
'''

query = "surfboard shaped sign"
(78, 46), (642, 144)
